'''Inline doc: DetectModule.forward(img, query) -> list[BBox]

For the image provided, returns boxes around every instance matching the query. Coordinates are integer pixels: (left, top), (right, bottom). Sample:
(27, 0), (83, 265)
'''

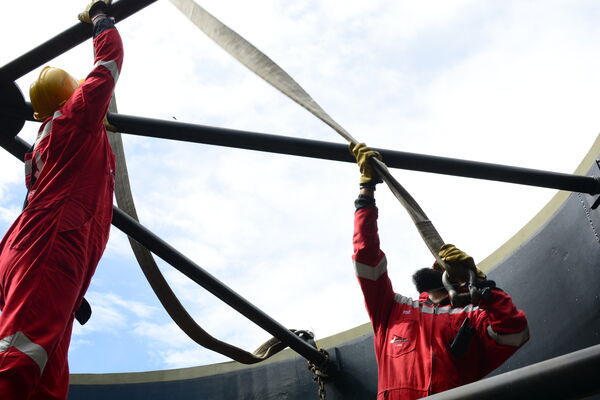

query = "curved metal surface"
(70, 324), (377, 400)
(425, 344), (600, 400)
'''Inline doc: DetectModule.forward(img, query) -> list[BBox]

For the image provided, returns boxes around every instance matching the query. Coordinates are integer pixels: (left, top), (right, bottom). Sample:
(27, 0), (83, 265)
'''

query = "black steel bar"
(0, 132), (32, 160)
(0, 134), (329, 368)
(107, 113), (600, 195)
(0, 0), (158, 83)
(1, 103), (32, 122)
(423, 344), (600, 399)
(111, 208), (328, 368)
(3, 106), (599, 194)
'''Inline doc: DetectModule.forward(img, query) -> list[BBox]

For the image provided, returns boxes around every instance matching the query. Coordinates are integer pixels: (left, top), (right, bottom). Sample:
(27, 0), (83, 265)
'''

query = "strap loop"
(107, 97), (294, 364)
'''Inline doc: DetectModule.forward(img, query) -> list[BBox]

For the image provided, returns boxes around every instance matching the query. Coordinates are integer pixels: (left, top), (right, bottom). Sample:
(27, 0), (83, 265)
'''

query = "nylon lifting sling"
(107, 96), (299, 364)
(169, 0), (456, 278)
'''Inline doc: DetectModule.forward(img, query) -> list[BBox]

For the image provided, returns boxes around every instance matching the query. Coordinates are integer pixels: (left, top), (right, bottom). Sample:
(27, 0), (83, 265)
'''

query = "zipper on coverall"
(428, 303), (439, 396)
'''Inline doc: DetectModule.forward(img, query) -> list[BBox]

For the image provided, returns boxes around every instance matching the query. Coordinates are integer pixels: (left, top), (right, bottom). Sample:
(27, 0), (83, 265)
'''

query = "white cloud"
(72, 302), (127, 337)
(73, 291), (159, 336)
(69, 338), (93, 353)
(103, 225), (136, 258)
(0, 202), (21, 226)
(159, 347), (226, 369)
(132, 321), (193, 349)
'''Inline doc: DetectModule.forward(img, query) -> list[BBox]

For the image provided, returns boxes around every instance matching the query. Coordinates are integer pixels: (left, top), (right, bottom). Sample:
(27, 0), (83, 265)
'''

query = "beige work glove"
(103, 115), (117, 132)
(435, 244), (486, 280)
(349, 142), (383, 186)
(78, 0), (111, 24)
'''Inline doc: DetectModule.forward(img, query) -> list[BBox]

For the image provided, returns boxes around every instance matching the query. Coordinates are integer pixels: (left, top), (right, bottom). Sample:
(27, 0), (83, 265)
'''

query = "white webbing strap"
(169, 0), (354, 143)
(169, 0), (447, 263)
(106, 98), (291, 364)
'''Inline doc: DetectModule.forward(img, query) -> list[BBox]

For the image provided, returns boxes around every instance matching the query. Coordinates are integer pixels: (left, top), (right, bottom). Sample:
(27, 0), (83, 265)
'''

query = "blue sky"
(2, 0), (600, 373)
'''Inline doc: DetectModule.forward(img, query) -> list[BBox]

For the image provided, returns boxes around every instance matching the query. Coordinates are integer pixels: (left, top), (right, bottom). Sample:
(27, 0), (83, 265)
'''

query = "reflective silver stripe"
(436, 306), (451, 314)
(394, 297), (480, 315)
(394, 294), (420, 308)
(487, 325), (530, 347)
(354, 257), (387, 281)
(421, 305), (435, 314)
(430, 304), (479, 314)
(0, 331), (48, 373)
(449, 304), (479, 314)
(34, 120), (53, 150)
(31, 111), (58, 176)
(24, 159), (32, 175)
(33, 153), (44, 179)
(95, 60), (120, 82)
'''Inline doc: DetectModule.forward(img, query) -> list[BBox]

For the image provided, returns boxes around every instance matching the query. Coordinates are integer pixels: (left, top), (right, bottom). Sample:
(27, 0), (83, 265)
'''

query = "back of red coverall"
(0, 17), (123, 400)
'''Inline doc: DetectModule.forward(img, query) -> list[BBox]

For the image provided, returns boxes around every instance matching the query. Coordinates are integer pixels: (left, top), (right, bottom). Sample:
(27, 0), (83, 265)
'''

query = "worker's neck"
(428, 289), (448, 304)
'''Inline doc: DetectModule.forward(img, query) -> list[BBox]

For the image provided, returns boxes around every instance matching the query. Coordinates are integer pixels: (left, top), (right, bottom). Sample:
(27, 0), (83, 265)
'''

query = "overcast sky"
(2, 0), (600, 373)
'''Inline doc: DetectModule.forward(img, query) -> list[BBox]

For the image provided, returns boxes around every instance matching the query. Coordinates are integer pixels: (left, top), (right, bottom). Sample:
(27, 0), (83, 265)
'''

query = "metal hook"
(442, 268), (479, 307)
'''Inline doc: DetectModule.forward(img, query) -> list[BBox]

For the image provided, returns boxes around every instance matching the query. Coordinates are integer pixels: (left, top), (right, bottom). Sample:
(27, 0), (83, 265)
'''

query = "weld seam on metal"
(577, 193), (600, 246)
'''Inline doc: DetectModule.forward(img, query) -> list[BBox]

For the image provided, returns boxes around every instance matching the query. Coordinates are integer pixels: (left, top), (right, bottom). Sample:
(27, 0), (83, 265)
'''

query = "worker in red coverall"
(0, 1), (122, 398)
(350, 143), (529, 400)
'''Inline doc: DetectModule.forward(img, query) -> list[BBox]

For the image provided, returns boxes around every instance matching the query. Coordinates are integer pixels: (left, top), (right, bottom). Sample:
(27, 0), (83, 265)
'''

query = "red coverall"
(353, 204), (529, 400)
(0, 18), (123, 400)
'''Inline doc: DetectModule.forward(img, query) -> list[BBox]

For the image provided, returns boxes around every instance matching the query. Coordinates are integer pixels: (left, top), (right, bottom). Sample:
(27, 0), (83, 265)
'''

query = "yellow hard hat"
(29, 66), (79, 120)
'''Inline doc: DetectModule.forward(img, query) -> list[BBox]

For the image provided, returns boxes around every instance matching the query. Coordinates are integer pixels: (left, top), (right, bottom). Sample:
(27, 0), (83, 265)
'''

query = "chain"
(307, 348), (329, 400)
(315, 373), (326, 400)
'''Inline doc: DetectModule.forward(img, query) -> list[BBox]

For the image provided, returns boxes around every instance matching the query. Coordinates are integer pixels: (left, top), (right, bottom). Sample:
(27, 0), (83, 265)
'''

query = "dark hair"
(412, 268), (444, 293)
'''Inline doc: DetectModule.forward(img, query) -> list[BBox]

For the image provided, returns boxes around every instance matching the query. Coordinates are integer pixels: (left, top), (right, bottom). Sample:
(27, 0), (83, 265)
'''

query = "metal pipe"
(0, 131), (32, 160)
(2, 106), (599, 194)
(423, 344), (600, 399)
(0, 0), (158, 83)
(110, 207), (329, 368)
(0, 134), (329, 369)
(107, 113), (600, 195)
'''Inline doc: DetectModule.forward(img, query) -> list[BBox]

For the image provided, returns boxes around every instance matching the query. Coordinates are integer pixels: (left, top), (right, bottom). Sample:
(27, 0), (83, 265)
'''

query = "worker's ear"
(412, 268), (443, 293)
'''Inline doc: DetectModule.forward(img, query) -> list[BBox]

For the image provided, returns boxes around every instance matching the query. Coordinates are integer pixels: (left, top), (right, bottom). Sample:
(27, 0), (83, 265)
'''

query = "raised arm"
(353, 192), (396, 331)
(73, 0), (124, 130)
(351, 143), (396, 331)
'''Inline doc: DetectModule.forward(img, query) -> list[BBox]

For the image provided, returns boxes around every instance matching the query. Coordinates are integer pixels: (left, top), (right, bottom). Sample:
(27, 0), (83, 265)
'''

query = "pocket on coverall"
(8, 204), (60, 250)
(387, 319), (418, 357)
